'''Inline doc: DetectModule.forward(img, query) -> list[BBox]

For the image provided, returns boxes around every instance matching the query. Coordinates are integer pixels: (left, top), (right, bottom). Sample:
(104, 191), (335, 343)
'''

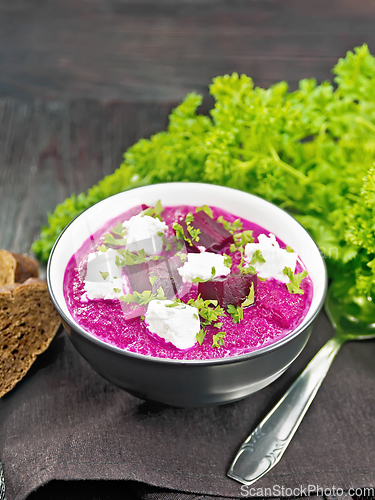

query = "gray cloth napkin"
(0, 463), (6, 500)
(1, 312), (375, 500)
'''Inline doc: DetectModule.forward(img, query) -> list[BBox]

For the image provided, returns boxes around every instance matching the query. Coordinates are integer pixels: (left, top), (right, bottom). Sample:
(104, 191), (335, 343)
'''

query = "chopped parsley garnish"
(196, 328), (206, 345)
(195, 205), (213, 218)
(212, 331), (227, 348)
(97, 244), (108, 253)
(186, 224), (200, 242)
(175, 250), (187, 263)
(227, 304), (244, 323)
(172, 222), (192, 246)
(187, 295), (225, 325)
(165, 302), (185, 308)
(120, 290), (156, 306)
(113, 288), (121, 293)
(149, 275), (158, 286)
(229, 243), (237, 253)
(242, 283), (255, 307)
(233, 230), (254, 247)
(115, 248), (161, 266)
(223, 254), (232, 269)
(283, 267), (308, 294)
(217, 216), (243, 234)
(99, 271), (109, 280)
(191, 266), (216, 283)
(286, 246), (294, 253)
(165, 241), (172, 252)
(112, 221), (126, 237)
(236, 245), (256, 275)
(103, 233), (127, 248)
(156, 287), (166, 300)
(142, 200), (164, 220)
(250, 249), (266, 266)
(185, 212), (194, 223)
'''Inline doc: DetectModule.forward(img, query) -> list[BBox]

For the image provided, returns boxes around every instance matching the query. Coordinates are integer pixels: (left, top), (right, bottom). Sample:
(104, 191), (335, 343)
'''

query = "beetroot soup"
(63, 203), (313, 360)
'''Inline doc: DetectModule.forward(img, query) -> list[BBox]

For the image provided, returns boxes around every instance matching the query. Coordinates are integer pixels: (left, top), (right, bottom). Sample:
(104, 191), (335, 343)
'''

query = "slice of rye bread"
(0, 249), (39, 286)
(0, 250), (61, 398)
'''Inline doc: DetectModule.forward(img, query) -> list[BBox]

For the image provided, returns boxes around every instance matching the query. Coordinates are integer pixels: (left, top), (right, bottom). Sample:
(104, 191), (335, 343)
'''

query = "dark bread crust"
(0, 251), (61, 398)
(11, 252), (39, 283)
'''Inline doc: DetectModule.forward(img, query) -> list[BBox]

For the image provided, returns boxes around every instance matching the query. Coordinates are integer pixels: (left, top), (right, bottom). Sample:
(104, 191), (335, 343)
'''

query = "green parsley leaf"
(196, 328), (206, 345)
(172, 222), (193, 246)
(103, 233), (127, 248)
(234, 230), (254, 247)
(113, 287), (121, 293)
(224, 254), (232, 269)
(156, 287), (166, 300)
(112, 221), (126, 237)
(195, 205), (213, 218)
(191, 266), (216, 283)
(283, 267), (308, 294)
(250, 249), (266, 266)
(119, 293), (138, 303)
(115, 248), (161, 266)
(286, 246), (294, 253)
(212, 331), (227, 348)
(97, 244), (108, 253)
(185, 212), (194, 223)
(119, 290), (156, 305)
(227, 304), (244, 323)
(149, 275), (158, 286)
(165, 241), (172, 252)
(217, 216), (243, 234)
(142, 200), (164, 220)
(242, 283), (255, 307)
(187, 295), (225, 324)
(154, 199), (164, 219)
(99, 271), (109, 280)
(165, 301), (184, 308)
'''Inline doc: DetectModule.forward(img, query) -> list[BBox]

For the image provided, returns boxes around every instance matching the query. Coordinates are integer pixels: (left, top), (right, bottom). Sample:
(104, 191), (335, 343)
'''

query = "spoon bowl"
(325, 285), (375, 340)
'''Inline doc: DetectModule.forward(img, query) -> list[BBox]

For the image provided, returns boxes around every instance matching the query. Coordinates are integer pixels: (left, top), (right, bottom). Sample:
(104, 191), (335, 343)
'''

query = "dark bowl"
(47, 183), (327, 407)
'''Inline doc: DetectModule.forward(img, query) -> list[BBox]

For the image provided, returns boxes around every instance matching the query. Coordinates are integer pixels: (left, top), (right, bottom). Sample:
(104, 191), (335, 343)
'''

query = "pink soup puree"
(63, 204), (313, 360)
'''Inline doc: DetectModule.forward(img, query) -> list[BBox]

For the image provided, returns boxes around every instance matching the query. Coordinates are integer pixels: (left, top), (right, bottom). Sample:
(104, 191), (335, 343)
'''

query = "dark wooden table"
(1, 0), (375, 104)
(1, 1), (375, 498)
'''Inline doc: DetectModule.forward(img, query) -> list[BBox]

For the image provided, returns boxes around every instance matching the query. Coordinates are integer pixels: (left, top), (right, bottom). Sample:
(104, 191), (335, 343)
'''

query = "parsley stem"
(355, 116), (375, 135)
(268, 145), (309, 183)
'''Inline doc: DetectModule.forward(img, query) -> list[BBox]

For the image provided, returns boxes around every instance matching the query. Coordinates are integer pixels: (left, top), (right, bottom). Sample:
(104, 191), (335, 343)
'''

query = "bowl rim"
(47, 182), (328, 366)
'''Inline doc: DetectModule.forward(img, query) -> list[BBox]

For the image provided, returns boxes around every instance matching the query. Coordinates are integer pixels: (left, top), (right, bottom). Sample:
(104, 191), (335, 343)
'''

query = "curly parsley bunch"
(32, 44), (375, 300)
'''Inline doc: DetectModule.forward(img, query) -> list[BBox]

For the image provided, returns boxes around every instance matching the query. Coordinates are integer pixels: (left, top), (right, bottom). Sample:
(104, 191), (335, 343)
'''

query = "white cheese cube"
(84, 248), (124, 300)
(123, 214), (168, 255)
(177, 252), (231, 283)
(245, 233), (297, 283)
(145, 300), (200, 350)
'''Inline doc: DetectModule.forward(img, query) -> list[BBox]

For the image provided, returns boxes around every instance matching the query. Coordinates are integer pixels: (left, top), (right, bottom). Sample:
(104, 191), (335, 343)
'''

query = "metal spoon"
(227, 285), (375, 485)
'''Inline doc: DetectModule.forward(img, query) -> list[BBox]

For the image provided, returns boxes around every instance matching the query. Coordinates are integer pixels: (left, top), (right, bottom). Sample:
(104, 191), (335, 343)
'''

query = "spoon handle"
(227, 335), (342, 485)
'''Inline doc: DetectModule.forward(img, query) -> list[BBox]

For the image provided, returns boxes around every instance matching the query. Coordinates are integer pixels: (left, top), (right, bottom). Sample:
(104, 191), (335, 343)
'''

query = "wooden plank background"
(0, 100), (173, 255)
(0, 0), (374, 102)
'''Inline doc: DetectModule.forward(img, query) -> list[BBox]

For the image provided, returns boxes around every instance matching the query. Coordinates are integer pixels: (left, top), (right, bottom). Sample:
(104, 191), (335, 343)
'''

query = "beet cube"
(124, 262), (150, 294)
(198, 273), (257, 309)
(178, 211), (233, 253)
(124, 257), (183, 299)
